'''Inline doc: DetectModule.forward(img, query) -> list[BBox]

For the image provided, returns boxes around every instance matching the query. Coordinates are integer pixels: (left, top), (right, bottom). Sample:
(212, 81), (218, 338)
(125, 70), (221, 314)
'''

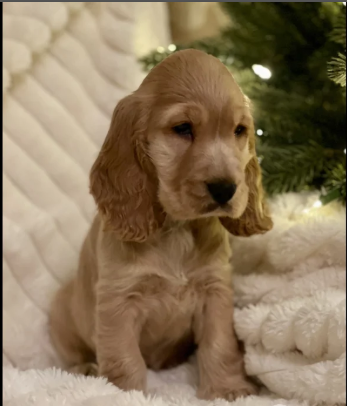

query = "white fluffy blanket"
(3, 366), (310, 406)
(232, 192), (346, 406)
(3, 2), (346, 406)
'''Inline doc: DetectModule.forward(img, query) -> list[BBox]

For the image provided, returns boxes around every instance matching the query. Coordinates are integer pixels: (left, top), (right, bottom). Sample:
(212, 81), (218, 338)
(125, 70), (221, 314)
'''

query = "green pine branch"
(328, 12), (346, 88)
(330, 13), (346, 46)
(323, 162), (346, 203)
(328, 53), (346, 86)
(257, 141), (331, 195)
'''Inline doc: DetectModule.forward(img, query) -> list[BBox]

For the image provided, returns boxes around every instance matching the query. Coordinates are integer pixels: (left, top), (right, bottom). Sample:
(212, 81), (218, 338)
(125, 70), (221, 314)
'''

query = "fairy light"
(344, 148), (346, 154)
(168, 44), (177, 52)
(313, 200), (322, 208)
(303, 199), (322, 214)
(157, 46), (165, 53)
(252, 64), (272, 79)
(257, 129), (264, 136)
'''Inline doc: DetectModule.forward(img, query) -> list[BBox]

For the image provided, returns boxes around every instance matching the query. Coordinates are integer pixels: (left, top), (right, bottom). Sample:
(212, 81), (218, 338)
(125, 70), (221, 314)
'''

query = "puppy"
(50, 49), (273, 401)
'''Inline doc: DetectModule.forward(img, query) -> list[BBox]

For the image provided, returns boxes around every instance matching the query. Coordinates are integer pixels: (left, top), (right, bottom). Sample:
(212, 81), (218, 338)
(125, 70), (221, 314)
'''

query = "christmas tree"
(141, 2), (346, 204)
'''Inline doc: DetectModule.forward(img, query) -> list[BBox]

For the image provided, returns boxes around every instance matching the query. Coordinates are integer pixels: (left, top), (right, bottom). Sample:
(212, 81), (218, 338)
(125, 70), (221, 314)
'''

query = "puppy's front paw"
(197, 378), (258, 401)
(69, 362), (99, 377)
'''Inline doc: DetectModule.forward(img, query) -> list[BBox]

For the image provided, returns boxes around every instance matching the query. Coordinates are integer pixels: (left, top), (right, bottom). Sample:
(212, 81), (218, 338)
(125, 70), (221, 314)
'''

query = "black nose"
(206, 181), (237, 205)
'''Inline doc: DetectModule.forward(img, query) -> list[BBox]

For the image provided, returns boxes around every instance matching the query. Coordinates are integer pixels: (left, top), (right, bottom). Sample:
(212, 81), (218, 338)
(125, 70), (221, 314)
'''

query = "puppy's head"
(90, 49), (273, 242)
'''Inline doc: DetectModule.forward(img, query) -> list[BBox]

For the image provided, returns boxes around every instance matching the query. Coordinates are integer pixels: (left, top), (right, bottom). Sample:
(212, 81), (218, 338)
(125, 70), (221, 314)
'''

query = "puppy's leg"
(96, 294), (147, 392)
(50, 282), (95, 370)
(194, 285), (257, 401)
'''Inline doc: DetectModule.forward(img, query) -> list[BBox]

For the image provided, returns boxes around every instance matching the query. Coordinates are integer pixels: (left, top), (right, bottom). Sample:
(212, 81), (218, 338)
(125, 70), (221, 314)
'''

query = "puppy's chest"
(137, 225), (231, 369)
(138, 224), (231, 296)
(150, 226), (210, 282)
(114, 221), (231, 302)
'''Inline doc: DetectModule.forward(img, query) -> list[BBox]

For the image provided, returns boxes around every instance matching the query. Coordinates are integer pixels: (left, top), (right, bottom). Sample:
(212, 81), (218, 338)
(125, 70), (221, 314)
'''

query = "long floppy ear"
(90, 94), (165, 242)
(220, 134), (273, 237)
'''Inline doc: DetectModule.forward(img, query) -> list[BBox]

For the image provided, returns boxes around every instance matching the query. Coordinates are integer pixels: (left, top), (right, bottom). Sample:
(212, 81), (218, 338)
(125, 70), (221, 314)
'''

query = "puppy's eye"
(234, 125), (246, 137)
(172, 123), (193, 140)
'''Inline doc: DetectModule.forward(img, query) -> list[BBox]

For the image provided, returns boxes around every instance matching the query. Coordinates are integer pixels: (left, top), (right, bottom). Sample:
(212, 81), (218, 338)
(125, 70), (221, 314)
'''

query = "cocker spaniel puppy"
(50, 49), (273, 401)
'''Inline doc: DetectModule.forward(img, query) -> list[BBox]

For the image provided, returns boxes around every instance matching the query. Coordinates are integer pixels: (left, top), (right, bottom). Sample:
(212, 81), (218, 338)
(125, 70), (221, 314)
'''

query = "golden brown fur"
(50, 49), (272, 401)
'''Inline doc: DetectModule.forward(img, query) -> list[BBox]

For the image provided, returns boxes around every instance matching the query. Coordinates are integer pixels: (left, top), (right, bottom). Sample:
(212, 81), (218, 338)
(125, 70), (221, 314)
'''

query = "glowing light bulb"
(303, 199), (323, 214)
(157, 46), (165, 53)
(168, 44), (177, 52)
(313, 200), (322, 209)
(257, 129), (264, 136)
(252, 64), (272, 79)
(344, 149), (346, 154)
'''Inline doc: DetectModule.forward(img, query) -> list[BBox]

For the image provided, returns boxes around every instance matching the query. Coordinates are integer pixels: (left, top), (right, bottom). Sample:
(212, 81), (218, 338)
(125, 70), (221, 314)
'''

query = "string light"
(157, 44), (176, 53)
(313, 200), (323, 208)
(303, 199), (322, 214)
(252, 64), (272, 79)
(344, 149), (346, 154)
(168, 44), (177, 52)
(257, 129), (264, 136)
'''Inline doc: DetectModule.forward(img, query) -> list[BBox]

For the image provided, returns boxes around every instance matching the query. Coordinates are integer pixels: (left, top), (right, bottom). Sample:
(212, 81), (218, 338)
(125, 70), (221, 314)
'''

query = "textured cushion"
(3, 1), (170, 369)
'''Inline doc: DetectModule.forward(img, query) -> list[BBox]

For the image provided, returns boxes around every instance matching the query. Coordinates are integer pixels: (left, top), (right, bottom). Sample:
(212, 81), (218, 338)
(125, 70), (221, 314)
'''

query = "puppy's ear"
(90, 95), (165, 242)
(220, 130), (273, 237)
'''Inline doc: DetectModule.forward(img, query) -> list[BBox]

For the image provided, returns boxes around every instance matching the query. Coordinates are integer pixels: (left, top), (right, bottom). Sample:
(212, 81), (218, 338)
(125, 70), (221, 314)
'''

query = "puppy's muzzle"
(206, 181), (237, 206)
